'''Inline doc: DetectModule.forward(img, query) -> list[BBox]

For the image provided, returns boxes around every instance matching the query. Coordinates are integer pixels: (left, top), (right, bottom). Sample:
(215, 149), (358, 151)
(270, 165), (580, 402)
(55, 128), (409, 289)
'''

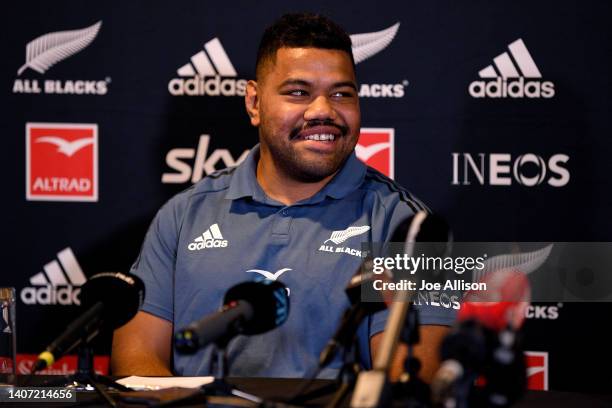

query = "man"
(112, 13), (453, 381)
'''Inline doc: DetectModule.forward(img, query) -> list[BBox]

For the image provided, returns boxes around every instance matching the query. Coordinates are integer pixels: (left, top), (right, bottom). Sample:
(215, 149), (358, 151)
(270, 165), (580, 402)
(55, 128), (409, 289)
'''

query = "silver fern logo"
(18, 21), (102, 75)
(319, 225), (370, 258)
(325, 226), (371, 245)
(349, 23), (408, 98)
(13, 21), (110, 96)
(350, 23), (400, 64)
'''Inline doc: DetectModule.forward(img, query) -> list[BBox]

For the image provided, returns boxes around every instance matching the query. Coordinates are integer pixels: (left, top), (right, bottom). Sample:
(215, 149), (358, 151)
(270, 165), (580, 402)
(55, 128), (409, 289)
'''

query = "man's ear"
(245, 80), (260, 127)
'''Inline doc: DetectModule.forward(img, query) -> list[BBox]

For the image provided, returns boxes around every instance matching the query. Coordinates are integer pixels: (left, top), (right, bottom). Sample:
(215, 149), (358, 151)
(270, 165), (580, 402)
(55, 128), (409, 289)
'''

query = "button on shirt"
(132, 144), (456, 378)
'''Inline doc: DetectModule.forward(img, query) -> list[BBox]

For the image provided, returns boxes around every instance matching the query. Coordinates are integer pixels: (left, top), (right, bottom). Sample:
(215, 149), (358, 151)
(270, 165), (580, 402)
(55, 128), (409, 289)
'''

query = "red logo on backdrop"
(26, 122), (98, 201)
(16, 354), (109, 375)
(357, 128), (394, 179)
(525, 351), (548, 391)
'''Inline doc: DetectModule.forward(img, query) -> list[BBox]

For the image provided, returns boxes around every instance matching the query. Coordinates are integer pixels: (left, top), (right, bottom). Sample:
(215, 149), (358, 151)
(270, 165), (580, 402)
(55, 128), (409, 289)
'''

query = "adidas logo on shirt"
(20, 247), (87, 305)
(188, 223), (228, 250)
(469, 38), (555, 99)
(168, 38), (247, 97)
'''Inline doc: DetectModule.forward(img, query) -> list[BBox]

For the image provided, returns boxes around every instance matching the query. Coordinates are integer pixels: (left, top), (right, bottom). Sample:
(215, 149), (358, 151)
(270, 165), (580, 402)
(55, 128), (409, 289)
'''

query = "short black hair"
(255, 13), (354, 80)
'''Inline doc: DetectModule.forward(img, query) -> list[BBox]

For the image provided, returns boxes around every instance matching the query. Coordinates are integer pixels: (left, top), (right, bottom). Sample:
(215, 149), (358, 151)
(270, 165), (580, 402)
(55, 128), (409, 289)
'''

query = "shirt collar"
(225, 144), (366, 204)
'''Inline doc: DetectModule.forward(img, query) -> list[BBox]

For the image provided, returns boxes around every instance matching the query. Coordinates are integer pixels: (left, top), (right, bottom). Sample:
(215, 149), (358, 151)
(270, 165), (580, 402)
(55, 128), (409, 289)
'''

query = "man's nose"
(304, 95), (337, 122)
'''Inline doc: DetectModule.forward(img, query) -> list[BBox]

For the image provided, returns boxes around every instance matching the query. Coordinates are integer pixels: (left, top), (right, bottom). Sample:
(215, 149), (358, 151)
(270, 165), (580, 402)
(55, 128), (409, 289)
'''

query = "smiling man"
(112, 13), (453, 381)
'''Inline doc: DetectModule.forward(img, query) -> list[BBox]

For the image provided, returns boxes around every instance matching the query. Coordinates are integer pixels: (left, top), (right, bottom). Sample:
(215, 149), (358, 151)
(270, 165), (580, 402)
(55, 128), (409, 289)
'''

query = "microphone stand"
(324, 345), (361, 408)
(289, 303), (372, 407)
(41, 334), (131, 408)
(158, 335), (264, 408)
(393, 307), (430, 407)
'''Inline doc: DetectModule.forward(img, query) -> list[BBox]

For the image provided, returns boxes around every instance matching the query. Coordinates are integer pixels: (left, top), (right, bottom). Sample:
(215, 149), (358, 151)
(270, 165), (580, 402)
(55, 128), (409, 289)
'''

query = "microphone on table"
(318, 259), (393, 368)
(351, 211), (452, 408)
(175, 280), (290, 353)
(32, 272), (144, 373)
(431, 269), (530, 407)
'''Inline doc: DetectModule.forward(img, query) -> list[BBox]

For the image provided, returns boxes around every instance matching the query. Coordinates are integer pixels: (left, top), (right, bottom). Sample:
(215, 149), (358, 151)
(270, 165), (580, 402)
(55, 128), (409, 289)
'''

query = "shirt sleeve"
(130, 196), (185, 322)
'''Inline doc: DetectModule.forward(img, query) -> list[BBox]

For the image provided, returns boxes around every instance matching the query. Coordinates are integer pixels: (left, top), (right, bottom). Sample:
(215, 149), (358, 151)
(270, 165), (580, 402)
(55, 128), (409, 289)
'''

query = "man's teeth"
(304, 134), (335, 141)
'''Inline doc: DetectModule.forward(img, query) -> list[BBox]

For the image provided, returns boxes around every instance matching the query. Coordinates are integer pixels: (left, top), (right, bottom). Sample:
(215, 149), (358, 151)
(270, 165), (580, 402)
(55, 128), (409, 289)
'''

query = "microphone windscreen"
(459, 269), (530, 331)
(80, 272), (145, 329)
(224, 280), (289, 335)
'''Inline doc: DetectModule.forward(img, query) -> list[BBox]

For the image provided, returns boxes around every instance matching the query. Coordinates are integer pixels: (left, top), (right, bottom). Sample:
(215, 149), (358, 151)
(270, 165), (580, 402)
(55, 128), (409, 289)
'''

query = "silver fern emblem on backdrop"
(17, 21), (102, 75)
(472, 244), (554, 283)
(325, 226), (371, 245)
(350, 23), (400, 64)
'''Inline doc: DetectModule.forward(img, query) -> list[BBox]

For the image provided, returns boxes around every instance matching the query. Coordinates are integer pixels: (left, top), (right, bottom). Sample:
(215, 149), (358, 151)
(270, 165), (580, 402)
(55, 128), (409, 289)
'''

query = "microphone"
(431, 269), (530, 407)
(351, 211), (452, 408)
(318, 259), (391, 368)
(458, 269), (530, 331)
(175, 280), (290, 353)
(372, 212), (452, 372)
(33, 272), (144, 372)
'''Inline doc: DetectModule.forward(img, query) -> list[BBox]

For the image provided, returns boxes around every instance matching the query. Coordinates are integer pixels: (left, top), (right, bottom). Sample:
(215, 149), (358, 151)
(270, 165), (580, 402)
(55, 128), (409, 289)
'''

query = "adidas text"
(13, 79), (109, 95)
(188, 239), (228, 250)
(168, 76), (247, 96)
(469, 77), (555, 99)
(20, 286), (81, 306)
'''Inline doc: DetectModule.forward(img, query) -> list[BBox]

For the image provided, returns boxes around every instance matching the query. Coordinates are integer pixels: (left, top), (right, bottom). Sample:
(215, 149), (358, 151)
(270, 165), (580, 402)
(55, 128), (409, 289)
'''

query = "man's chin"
(285, 161), (342, 183)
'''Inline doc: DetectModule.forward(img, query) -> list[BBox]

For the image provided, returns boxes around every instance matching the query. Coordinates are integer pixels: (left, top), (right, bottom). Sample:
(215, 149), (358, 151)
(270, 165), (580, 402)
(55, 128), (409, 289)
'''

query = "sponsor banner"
(525, 303), (562, 320)
(17, 354), (109, 375)
(168, 38), (247, 97)
(525, 351), (548, 391)
(162, 135), (249, 184)
(14, 21), (110, 95)
(469, 38), (554, 99)
(350, 23), (407, 98)
(451, 153), (570, 187)
(357, 128), (394, 178)
(162, 129), (393, 185)
(477, 351), (548, 391)
(168, 24), (407, 98)
(20, 247), (86, 306)
(26, 123), (98, 202)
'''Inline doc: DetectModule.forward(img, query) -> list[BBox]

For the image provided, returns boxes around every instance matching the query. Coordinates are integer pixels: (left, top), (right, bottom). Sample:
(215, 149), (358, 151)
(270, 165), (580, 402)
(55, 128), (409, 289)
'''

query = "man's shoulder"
(360, 166), (429, 213)
(192, 166), (238, 194)
(162, 166), (237, 211)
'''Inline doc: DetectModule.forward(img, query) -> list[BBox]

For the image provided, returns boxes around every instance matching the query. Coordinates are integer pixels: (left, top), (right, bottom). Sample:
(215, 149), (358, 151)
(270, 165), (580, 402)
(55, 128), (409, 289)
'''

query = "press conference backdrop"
(2, 0), (611, 394)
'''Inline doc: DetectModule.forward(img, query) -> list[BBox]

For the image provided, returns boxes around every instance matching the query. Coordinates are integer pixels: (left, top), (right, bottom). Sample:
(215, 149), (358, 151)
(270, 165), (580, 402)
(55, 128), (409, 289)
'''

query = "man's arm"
(111, 311), (173, 376)
(370, 325), (450, 383)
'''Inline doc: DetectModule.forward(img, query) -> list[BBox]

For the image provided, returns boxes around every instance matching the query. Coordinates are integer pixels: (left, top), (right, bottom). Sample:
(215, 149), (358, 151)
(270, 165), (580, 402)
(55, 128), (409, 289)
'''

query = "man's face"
(246, 47), (360, 183)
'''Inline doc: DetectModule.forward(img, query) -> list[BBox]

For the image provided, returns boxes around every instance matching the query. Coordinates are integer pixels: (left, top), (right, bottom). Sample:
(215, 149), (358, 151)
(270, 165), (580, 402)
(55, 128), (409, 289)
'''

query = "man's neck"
(256, 158), (335, 206)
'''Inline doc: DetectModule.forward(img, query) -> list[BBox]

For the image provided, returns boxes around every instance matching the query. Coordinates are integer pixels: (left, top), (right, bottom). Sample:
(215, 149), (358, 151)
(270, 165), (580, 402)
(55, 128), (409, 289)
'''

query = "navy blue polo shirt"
(131, 145), (456, 378)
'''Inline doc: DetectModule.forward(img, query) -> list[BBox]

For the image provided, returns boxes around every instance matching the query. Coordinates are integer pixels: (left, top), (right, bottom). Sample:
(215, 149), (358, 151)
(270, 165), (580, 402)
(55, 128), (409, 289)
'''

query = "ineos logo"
(452, 153), (570, 187)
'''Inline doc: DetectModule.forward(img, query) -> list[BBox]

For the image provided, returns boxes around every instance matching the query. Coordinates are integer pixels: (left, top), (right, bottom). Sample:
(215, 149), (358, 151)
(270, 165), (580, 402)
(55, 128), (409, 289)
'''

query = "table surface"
(0, 375), (611, 407)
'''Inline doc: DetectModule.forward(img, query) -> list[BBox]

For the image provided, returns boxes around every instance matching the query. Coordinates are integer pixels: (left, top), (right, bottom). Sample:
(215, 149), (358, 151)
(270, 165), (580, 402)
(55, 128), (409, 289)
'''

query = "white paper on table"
(116, 375), (215, 390)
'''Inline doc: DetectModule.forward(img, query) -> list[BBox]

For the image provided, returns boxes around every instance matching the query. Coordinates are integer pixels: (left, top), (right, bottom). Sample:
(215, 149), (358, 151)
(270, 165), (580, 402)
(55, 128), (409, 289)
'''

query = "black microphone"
(175, 280), (290, 353)
(318, 259), (391, 368)
(33, 272), (144, 372)
(351, 211), (452, 408)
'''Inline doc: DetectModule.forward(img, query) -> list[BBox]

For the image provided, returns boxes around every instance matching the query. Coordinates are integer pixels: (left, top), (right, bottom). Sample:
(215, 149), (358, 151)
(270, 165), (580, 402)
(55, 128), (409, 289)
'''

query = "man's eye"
(287, 89), (308, 96)
(331, 91), (355, 98)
